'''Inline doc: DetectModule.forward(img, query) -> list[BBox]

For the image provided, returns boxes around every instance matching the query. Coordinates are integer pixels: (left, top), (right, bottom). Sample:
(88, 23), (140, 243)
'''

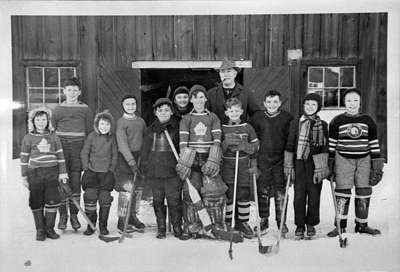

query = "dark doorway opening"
(140, 68), (243, 124)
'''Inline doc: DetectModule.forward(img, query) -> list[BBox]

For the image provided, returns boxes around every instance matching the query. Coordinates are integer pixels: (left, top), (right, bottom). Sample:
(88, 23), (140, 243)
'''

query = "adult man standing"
(208, 59), (259, 124)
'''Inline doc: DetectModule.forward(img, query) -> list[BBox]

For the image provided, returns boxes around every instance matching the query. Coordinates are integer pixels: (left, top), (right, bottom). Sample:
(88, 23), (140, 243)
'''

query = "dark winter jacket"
(208, 82), (260, 124)
(141, 116), (180, 178)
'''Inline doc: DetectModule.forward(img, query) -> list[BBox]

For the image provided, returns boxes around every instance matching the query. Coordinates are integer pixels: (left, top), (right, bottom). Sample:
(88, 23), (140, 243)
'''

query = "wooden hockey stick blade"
(69, 198), (119, 243)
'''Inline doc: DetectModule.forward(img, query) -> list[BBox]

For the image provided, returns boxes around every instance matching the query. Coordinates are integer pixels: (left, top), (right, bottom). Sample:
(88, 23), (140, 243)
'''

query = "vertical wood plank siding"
(11, 13), (387, 159)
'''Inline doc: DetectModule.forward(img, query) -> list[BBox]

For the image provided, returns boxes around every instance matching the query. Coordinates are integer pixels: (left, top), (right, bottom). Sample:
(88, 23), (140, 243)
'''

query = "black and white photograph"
(0, 1), (399, 271)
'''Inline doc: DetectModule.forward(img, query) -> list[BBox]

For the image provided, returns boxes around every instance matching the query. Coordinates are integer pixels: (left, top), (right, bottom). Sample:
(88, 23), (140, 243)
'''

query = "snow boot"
(57, 203), (68, 230)
(277, 220), (289, 236)
(83, 211), (97, 236)
(306, 225), (316, 237)
(235, 221), (254, 239)
(45, 211), (60, 239)
(99, 206), (111, 236)
(70, 213), (81, 230)
(32, 209), (46, 241)
(154, 202), (167, 239)
(327, 227), (346, 237)
(355, 223), (381, 235)
(295, 226), (305, 239)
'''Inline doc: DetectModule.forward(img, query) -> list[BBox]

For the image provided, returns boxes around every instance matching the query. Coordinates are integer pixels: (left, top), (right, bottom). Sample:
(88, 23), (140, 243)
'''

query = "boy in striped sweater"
(20, 108), (68, 241)
(52, 77), (93, 231)
(327, 89), (384, 237)
(221, 97), (259, 239)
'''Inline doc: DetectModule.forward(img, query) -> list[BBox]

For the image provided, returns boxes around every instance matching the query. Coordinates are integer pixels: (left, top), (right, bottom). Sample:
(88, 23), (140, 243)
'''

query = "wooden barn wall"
(12, 13), (387, 158)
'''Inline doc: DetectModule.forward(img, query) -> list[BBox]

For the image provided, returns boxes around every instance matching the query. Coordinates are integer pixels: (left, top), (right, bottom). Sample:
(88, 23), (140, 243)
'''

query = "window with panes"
(26, 66), (77, 110)
(307, 66), (356, 109)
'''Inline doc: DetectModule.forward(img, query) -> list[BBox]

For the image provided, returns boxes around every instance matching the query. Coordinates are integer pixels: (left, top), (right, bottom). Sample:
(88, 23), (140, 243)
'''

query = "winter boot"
(354, 188), (380, 235)
(154, 203), (167, 239)
(235, 221), (254, 239)
(99, 206), (111, 236)
(117, 216), (135, 233)
(179, 203), (191, 241)
(277, 221), (289, 236)
(355, 223), (381, 235)
(128, 191), (145, 230)
(32, 209), (46, 241)
(327, 227), (346, 237)
(295, 226), (305, 239)
(57, 202), (68, 230)
(70, 214), (81, 230)
(83, 211), (97, 236)
(45, 211), (60, 239)
(306, 225), (316, 237)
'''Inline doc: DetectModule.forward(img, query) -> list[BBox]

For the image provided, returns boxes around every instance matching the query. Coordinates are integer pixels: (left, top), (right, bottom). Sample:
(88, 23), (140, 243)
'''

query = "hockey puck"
(24, 260), (31, 266)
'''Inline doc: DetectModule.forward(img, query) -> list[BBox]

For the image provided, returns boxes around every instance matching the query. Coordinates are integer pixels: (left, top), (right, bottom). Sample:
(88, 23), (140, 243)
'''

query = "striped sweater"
(179, 109), (221, 153)
(328, 113), (380, 159)
(20, 131), (68, 178)
(221, 122), (259, 159)
(52, 101), (93, 140)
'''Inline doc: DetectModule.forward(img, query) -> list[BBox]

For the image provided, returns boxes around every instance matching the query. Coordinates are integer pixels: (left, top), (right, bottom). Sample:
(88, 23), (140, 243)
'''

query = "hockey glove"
(221, 133), (241, 152)
(312, 153), (330, 184)
(248, 158), (261, 179)
(176, 147), (196, 180)
(369, 158), (385, 186)
(202, 145), (222, 177)
(283, 151), (295, 181)
(59, 178), (73, 198)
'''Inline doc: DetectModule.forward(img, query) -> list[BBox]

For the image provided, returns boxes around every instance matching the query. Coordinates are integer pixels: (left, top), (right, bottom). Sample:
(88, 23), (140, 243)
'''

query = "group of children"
(21, 75), (384, 243)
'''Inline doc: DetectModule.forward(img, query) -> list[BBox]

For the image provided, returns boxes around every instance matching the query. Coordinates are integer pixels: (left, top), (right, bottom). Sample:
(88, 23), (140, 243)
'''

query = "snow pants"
(150, 176), (183, 231)
(27, 166), (60, 212)
(294, 158), (322, 227)
(59, 138), (84, 214)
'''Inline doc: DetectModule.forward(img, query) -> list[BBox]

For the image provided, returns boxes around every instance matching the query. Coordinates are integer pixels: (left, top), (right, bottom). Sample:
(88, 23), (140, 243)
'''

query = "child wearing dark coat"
(285, 93), (330, 239)
(80, 111), (118, 236)
(20, 108), (68, 241)
(141, 98), (183, 239)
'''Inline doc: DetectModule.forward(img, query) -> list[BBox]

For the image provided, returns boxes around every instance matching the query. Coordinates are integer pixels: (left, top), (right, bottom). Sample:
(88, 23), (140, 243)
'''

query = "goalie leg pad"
(201, 175), (228, 197)
(118, 192), (131, 217)
(203, 195), (226, 229)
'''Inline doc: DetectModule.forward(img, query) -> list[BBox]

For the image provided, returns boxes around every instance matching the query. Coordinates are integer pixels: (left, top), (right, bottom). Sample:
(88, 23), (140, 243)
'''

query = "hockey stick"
(228, 150), (240, 260)
(252, 173), (272, 254)
(119, 172), (139, 243)
(69, 198), (119, 243)
(329, 178), (348, 248)
(273, 174), (291, 253)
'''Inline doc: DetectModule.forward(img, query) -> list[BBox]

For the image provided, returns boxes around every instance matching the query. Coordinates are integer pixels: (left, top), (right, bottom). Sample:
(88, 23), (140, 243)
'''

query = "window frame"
(23, 60), (80, 111)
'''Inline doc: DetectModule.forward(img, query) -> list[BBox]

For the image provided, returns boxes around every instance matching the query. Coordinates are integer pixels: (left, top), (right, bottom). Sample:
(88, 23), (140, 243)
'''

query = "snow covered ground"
(0, 159), (399, 272)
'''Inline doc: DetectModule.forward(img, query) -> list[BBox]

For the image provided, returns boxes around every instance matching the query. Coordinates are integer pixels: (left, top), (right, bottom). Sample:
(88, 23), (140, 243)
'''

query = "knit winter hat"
(303, 92), (322, 113)
(189, 84), (208, 99)
(173, 86), (189, 99)
(153, 97), (173, 110)
(27, 107), (54, 133)
(342, 88), (361, 99)
(94, 110), (114, 135)
(63, 77), (81, 88)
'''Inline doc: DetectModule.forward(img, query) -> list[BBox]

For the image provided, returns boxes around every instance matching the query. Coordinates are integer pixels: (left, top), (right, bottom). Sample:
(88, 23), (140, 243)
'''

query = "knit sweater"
(116, 114), (147, 165)
(328, 113), (380, 159)
(221, 122), (259, 159)
(179, 109), (221, 153)
(20, 131), (67, 178)
(250, 110), (293, 165)
(52, 101), (93, 140)
(80, 131), (118, 172)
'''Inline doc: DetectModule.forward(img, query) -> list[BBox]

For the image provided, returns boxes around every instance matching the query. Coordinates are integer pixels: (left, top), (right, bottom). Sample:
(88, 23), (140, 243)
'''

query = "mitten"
(176, 147), (196, 180)
(59, 178), (73, 198)
(369, 158), (385, 186)
(284, 151), (295, 181)
(312, 153), (330, 184)
(128, 159), (139, 174)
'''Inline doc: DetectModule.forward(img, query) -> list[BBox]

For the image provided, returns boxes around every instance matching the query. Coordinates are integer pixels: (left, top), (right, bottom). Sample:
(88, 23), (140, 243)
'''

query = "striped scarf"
(296, 115), (325, 159)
